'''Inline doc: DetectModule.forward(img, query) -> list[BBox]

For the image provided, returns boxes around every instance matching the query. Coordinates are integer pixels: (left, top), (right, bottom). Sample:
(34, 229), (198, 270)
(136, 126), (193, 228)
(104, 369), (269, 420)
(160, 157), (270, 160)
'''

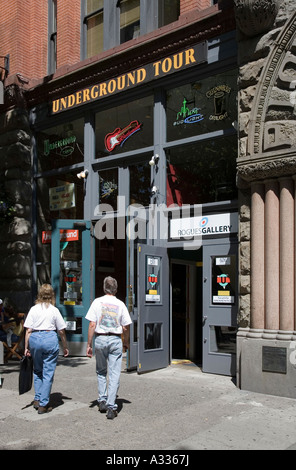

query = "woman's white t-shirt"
(24, 303), (67, 331)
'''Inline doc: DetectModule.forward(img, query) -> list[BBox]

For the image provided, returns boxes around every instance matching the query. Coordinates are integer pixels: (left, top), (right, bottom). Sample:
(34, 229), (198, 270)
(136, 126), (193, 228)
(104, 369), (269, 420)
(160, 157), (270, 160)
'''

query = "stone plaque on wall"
(262, 346), (287, 374)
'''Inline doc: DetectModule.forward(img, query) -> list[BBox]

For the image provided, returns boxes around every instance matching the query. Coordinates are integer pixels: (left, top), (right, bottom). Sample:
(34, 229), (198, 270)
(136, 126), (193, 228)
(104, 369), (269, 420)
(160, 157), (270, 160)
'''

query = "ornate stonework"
(237, 9), (296, 183)
(234, 0), (280, 37)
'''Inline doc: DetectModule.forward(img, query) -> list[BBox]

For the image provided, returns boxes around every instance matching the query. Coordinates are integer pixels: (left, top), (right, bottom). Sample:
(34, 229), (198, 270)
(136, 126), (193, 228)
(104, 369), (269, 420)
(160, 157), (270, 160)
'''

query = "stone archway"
(235, 1), (296, 397)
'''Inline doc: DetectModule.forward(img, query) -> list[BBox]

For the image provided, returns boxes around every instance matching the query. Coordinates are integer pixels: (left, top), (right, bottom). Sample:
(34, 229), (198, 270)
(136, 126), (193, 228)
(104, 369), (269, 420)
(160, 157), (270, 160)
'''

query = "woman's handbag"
(19, 355), (33, 395)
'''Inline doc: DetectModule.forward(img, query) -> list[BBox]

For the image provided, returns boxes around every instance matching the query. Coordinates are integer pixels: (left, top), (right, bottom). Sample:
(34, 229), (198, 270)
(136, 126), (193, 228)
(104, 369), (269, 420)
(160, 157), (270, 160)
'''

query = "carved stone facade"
(236, 0), (296, 397)
(234, 0), (280, 37)
(0, 87), (33, 311)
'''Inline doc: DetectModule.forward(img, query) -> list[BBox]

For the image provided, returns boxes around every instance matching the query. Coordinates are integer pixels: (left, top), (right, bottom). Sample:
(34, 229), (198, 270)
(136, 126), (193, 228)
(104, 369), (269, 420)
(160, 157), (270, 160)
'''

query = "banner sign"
(51, 42), (208, 114)
(42, 229), (79, 244)
(170, 212), (238, 240)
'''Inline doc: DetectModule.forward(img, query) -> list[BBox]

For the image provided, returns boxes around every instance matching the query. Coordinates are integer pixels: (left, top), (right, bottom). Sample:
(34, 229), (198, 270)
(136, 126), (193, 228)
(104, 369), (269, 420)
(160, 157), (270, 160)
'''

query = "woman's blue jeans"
(95, 335), (123, 410)
(29, 331), (59, 407)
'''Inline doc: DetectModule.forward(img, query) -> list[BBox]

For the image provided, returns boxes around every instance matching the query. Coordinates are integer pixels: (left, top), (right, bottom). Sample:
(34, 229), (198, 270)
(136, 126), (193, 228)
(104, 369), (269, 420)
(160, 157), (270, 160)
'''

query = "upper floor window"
(120, 0), (140, 44)
(48, 0), (57, 74)
(158, 0), (180, 28)
(82, 0), (180, 60)
(85, 0), (104, 58)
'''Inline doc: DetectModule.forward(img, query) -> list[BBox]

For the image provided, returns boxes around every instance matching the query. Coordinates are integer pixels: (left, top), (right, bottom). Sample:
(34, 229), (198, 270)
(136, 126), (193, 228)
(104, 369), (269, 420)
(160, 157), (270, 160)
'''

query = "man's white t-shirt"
(24, 303), (67, 331)
(85, 295), (132, 334)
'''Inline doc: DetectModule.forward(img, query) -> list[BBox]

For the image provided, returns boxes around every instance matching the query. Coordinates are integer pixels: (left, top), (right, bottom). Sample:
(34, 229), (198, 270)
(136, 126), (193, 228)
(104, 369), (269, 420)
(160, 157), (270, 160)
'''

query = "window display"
(37, 118), (84, 172)
(166, 69), (237, 142)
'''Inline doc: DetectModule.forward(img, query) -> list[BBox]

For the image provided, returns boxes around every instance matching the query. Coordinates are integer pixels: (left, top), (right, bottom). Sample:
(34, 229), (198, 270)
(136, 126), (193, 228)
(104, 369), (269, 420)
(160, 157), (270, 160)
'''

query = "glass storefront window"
(120, 0), (140, 44)
(98, 168), (119, 210)
(144, 323), (162, 350)
(166, 69), (237, 142)
(209, 325), (237, 354)
(129, 159), (151, 206)
(36, 172), (84, 285)
(59, 234), (83, 305)
(166, 134), (237, 206)
(95, 96), (153, 158)
(37, 118), (84, 172)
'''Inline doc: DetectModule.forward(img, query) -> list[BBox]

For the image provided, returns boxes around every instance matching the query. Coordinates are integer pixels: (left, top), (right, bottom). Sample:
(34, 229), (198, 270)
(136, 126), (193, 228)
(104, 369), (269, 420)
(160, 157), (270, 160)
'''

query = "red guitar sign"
(105, 120), (142, 152)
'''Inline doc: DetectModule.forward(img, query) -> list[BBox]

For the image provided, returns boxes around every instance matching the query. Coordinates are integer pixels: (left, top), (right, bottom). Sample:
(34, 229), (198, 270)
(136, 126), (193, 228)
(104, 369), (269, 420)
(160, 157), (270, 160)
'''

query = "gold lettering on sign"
(52, 46), (202, 114)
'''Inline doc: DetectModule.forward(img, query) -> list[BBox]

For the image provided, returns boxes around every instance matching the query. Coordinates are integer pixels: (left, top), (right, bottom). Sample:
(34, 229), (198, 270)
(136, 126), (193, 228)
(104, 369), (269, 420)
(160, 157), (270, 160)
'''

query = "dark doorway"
(172, 264), (187, 358)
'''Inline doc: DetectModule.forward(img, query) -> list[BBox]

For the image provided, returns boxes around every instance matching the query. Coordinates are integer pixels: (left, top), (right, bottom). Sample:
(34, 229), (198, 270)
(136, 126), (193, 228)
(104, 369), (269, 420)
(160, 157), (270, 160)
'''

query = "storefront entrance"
(50, 219), (238, 376)
(171, 244), (237, 375)
(171, 260), (203, 364)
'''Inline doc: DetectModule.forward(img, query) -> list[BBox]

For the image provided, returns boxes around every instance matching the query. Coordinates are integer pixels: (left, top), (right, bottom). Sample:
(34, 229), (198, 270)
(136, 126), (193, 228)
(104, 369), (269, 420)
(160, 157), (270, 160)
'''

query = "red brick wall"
(0, 0), (214, 81)
(180, 0), (212, 15)
(0, 0), (47, 80)
(57, 0), (81, 69)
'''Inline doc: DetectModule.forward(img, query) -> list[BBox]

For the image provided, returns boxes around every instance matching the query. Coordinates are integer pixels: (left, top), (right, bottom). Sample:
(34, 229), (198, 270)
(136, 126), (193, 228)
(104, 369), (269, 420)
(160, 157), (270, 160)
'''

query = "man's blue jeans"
(95, 335), (123, 410)
(29, 331), (59, 407)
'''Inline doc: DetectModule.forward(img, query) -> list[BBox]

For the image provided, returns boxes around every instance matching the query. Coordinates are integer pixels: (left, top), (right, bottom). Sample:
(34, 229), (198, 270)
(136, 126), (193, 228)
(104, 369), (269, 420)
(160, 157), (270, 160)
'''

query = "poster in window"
(212, 256), (235, 304)
(145, 256), (161, 302)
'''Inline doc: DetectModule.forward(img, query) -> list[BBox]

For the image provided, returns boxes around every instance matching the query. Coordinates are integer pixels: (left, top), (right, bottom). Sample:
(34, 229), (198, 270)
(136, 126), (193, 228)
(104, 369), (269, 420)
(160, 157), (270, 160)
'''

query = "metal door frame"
(51, 219), (93, 355)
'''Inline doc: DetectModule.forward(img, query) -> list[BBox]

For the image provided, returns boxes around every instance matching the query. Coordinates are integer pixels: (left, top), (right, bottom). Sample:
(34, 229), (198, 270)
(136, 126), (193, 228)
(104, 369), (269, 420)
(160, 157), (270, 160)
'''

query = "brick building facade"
(3, 0), (295, 398)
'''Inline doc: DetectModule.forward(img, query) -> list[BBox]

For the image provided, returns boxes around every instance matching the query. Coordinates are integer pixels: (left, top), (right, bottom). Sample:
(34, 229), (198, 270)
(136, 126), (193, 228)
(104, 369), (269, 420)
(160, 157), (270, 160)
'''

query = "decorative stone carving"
(238, 11), (296, 158)
(234, 0), (281, 37)
(237, 153), (296, 182)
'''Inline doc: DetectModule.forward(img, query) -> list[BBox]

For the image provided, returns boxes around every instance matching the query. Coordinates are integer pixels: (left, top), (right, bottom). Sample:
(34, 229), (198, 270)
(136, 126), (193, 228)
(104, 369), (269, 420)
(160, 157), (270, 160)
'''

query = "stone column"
(250, 182), (265, 331)
(279, 178), (294, 334)
(264, 179), (279, 333)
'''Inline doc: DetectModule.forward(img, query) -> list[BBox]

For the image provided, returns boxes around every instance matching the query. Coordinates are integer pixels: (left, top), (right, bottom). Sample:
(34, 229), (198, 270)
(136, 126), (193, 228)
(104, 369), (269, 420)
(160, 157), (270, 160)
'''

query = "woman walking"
(24, 284), (69, 414)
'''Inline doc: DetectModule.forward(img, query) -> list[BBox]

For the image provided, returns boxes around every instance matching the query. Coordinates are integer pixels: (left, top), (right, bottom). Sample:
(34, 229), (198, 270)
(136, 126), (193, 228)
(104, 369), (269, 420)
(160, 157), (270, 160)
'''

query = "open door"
(51, 219), (93, 355)
(202, 242), (238, 376)
(137, 244), (169, 373)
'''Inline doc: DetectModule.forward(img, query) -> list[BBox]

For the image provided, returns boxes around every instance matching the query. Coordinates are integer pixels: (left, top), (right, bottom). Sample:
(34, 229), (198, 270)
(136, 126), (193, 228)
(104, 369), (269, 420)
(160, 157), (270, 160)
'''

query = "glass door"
(202, 242), (238, 376)
(51, 219), (93, 355)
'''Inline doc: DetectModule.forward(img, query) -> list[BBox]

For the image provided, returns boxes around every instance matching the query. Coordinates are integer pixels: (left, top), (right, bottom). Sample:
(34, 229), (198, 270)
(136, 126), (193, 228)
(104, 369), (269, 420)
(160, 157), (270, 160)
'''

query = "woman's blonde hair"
(35, 284), (56, 306)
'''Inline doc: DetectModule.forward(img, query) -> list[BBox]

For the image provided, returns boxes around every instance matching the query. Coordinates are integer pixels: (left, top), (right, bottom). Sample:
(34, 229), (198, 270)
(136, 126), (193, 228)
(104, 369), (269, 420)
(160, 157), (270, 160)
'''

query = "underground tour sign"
(51, 42), (208, 114)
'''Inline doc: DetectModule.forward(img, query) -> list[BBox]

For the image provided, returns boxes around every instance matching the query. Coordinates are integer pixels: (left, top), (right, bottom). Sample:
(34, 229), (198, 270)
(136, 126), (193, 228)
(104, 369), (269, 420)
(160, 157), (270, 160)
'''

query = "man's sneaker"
(98, 400), (107, 413)
(106, 408), (118, 420)
(38, 404), (53, 414)
(33, 400), (39, 410)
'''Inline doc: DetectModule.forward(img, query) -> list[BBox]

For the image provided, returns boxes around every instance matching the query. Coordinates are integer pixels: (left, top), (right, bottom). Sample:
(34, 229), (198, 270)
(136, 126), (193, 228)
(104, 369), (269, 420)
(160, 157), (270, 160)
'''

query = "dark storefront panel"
(166, 69), (237, 142)
(95, 95), (154, 158)
(36, 118), (85, 173)
(166, 134), (238, 206)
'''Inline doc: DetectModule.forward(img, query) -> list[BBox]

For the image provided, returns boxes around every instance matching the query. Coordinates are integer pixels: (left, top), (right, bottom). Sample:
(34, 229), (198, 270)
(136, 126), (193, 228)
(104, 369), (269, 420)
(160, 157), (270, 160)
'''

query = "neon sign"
(43, 135), (76, 156)
(105, 120), (142, 152)
(206, 85), (231, 121)
(173, 98), (204, 126)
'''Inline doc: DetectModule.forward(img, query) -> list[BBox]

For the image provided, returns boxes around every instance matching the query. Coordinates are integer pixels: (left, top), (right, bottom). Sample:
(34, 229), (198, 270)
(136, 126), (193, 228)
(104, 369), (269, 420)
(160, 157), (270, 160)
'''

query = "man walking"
(86, 277), (132, 419)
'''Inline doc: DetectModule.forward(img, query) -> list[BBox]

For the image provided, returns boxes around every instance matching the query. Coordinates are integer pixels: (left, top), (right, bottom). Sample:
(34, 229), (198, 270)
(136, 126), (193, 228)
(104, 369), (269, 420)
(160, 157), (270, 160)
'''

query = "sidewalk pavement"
(1, 354), (296, 452)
